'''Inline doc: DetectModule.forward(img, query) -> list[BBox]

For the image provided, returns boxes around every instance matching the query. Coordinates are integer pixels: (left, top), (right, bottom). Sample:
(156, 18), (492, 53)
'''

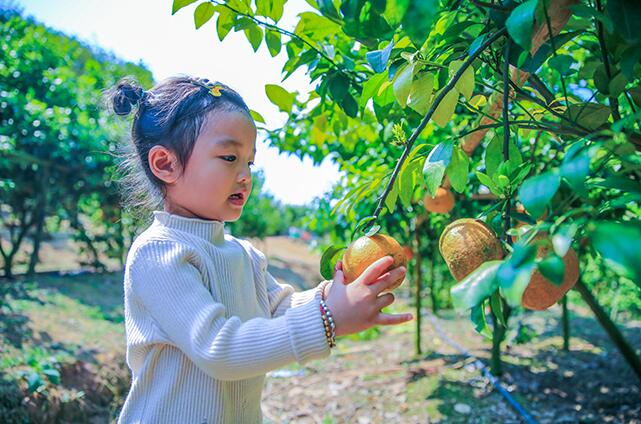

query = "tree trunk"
(575, 278), (641, 382)
(429, 244), (439, 315)
(490, 313), (505, 376)
(414, 222), (422, 356)
(562, 295), (570, 351)
(28, 171), (49, 276)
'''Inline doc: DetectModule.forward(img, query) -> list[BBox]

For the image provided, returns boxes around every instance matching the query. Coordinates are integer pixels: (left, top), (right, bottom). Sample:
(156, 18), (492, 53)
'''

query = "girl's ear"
(148, 145), (181, 184)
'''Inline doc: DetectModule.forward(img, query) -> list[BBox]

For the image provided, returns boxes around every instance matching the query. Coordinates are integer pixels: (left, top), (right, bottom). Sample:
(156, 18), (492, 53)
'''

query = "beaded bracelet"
(318, 280), (331, 301)
(319, 298), (336, 348)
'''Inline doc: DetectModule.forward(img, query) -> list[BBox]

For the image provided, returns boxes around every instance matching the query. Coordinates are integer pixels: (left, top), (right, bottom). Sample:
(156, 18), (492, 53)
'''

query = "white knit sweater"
(117, 211), (330, 424)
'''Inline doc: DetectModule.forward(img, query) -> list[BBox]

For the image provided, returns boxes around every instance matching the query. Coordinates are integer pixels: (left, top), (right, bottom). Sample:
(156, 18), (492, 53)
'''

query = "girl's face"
(165, 110), (257, 222)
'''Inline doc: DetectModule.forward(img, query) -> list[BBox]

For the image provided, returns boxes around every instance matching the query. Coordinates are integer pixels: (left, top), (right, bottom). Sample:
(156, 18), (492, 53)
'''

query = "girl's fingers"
(357, 256), (394, 285)
(333, 269), (345, 285)
(369, 266), (406, 294)
(374, 312), (414, 326)
(365, 271), (391, 286)
(335, 260), (343, 271)
(375, 292), (395, 310)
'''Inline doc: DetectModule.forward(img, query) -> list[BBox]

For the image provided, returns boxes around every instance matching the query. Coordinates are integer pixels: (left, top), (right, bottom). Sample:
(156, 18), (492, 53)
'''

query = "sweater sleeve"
(245, 241), (323, 318)
(127, 239), (330, 381)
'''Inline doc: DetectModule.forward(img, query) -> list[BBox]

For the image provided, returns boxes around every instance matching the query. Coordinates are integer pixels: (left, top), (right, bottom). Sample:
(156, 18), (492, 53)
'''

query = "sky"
(15, 0), (342, 206)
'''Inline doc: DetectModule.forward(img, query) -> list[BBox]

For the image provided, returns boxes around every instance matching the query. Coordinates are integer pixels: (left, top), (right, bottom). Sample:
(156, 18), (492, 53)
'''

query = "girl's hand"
(325, 256), (413, 337)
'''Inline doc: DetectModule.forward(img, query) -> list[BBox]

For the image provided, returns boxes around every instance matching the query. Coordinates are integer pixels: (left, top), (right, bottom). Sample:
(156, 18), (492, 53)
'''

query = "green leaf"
(256, 0), (285, 21)
(449, 60), (474, 100)
(506, 0), (538, 51)
(366, 40), (394, 73)
(249, 109), (265, 123)
(393, 63), (416, 108)
(471, 303), (492, 339)
(318, 0), (342, 23)
(244, 24), (263, 51)
(329, 73), (350, 102)
(354, 215), (378, 236)
(490, 292), (507, 327)
(423, 141), (454, 196)
(469, 33), (487, 56)
(265, 30), (282, 57)
(341, 94), (359, 118)
(194, 2), (216, 29)
(484, 135), (502, 179)
(519, 171), (560, 219)
(446, 146), (470, 193)
(476, 171), (501, 196)
(565, 103), (611, 131)
(383, 0), (410, 27)
(265, 84), (295, 113)
(399, 160), (420, 207)
(432, 88), (459, 127)
(548, 54), (575, 76)
(591, 221), (641, 285)
(538, 254), (565, 286)
(608, 72), (628, 97)
(629, 87), (641, 108)
(385, 182), (399, 213)
(451, 261), (501, 311)
(402, 0), (438, 47)
(560, 148), (591, 195)
(496, 243), (536, 308)
(172, 0), (198, 14)
(216, 7), (236, 41)
(589, 176), (641, 194)
(407, 73), (434, 115)
(620, 46), (641, 81)
(360, 72), (388, 108)
(607, 0), (641, 43)
(320, 245), (346, 280)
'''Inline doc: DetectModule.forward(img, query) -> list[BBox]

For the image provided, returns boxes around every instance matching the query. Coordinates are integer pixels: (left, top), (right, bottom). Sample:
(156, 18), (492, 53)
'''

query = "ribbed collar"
(153, 211), (226, 246)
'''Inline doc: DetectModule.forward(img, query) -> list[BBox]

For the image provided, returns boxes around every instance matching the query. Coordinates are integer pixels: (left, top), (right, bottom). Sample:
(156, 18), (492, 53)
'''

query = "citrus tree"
(172, 0), (641, 377)
(0, 10), (153, 278)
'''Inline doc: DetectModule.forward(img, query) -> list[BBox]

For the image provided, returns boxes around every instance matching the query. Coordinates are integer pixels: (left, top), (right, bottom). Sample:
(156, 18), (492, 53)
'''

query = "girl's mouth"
(228, 193), (244, 206)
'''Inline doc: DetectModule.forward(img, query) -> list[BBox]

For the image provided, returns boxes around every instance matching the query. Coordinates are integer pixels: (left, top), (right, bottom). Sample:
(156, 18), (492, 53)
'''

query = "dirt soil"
(1, 236), (640, 423)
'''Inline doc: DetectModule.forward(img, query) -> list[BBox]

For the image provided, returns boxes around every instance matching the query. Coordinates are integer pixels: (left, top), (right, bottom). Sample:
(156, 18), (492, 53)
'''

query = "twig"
(595, 0), (622, 122)
(365, 28), (508, 230)
(208, 0), (364, 85)
(501, 39), (512, 246)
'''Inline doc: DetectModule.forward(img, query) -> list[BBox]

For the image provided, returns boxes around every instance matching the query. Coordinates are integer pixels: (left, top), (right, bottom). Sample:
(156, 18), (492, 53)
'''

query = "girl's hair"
(103, 75), (253, 218)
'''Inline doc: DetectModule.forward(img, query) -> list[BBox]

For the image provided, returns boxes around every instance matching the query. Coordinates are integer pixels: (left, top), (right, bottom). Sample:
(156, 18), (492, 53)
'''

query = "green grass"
(1, 273), (128, 423)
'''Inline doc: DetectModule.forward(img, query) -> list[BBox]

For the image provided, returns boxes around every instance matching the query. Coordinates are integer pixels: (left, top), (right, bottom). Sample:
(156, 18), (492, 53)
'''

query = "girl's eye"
(221, 155), (236, 162)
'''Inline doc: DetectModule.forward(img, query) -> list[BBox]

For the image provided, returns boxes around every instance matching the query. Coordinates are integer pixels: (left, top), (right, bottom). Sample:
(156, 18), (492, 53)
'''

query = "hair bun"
(113, 82), (145, 116)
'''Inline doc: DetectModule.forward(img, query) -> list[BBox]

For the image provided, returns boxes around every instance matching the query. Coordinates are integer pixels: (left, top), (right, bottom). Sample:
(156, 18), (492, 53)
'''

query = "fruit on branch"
(439, 218), (504, 281)
(423, 187), (455, 214)
(343, 234), (408, 291)
(522, 245), (579, 311)
(461, 0), (578, 154)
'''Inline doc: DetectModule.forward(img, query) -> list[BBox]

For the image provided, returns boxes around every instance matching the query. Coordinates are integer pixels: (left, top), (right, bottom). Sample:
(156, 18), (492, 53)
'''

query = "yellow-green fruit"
(343, 234), (408, 290)
(439, 218), (504, 281)
(522, 247), (579, 311)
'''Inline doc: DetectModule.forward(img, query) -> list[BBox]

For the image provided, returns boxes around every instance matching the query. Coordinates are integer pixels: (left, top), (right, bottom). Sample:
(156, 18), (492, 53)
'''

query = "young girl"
(107, 75), (413, 424)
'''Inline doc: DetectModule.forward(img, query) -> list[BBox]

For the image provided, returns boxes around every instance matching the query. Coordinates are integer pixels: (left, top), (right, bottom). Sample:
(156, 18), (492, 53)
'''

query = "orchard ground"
(1, 235), (640, 423)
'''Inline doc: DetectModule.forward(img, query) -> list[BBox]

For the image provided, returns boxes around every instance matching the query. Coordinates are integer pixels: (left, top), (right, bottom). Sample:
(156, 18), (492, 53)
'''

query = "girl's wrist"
(318, 280), (332, 301)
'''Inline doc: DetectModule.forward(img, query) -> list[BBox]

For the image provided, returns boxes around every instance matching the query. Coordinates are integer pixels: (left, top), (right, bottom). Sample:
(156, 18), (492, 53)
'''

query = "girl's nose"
(238, 168), (251, 183)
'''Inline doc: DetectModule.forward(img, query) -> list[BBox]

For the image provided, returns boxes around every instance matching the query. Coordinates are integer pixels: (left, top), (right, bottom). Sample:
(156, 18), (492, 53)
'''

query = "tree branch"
(366, 28), (508, 229)
(209, 0), (364, 85)
(595, 0), (622, 122)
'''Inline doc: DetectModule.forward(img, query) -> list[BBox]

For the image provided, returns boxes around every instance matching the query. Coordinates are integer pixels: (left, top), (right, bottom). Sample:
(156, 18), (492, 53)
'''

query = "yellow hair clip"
(209, 84), (223, 97)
